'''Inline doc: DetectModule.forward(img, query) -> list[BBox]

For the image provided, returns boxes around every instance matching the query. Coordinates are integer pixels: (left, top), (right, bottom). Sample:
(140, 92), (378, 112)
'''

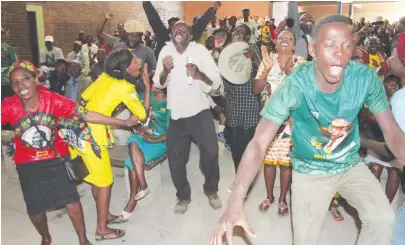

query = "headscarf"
(8, 60), (39, 78)
(395, 32), (405, 66)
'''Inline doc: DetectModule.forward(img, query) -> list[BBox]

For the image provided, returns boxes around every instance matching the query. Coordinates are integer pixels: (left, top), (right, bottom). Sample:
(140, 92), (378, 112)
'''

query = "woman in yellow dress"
(68, 49), (148, 241)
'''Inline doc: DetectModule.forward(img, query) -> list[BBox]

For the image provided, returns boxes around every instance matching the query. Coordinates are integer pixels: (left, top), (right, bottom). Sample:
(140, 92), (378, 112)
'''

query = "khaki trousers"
(292, 163), (396, 245)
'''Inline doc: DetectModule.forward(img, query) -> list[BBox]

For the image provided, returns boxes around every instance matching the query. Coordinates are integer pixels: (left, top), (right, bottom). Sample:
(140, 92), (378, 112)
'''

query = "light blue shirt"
(391, 87), (405, 132)
(67, 76), (80, 102)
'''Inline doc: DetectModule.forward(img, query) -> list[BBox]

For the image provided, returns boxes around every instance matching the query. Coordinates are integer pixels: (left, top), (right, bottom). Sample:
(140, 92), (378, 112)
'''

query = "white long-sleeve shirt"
(153, 42), (222, 120)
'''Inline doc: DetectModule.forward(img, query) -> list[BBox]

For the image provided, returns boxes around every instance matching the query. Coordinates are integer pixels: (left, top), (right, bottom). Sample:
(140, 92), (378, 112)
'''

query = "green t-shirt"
(260, 61), (389, 175)
(1, 42), (17, 85)
(139, 92), (170, 139)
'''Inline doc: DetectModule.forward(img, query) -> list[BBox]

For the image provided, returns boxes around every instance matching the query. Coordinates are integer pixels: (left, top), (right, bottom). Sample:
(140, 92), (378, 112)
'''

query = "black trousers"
(229, 126), (256, 172)
(167, 109), (220, 200)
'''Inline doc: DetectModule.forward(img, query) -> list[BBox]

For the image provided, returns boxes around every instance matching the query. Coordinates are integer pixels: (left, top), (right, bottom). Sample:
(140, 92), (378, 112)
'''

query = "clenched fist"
(163, 56), (174, 73)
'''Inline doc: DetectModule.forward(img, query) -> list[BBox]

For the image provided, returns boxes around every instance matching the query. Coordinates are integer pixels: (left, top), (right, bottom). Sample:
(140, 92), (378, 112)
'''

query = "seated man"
(121, 73), (170, 222)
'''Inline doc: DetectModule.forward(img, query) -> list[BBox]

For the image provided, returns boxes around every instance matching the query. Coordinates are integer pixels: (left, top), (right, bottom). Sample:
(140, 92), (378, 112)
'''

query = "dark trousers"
(229, 126), (256, 172)
(167, 109), (220, 201)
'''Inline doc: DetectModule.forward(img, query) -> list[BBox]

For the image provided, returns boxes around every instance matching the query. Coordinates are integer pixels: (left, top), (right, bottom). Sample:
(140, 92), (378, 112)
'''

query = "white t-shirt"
(236, 19), (258, 43)
(206, 25), (220, 36)
(391, 87), (405, 132)
(81, 43), (99, 60)
(39, 47), (64, 65)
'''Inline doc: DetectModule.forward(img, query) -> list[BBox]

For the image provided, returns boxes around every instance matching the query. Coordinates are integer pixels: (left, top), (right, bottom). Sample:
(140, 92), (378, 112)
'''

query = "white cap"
(45, 35), (54, 42)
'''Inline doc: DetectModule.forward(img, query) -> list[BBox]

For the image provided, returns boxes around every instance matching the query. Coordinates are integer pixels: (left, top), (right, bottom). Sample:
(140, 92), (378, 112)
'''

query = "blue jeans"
(391, 200), (405, 245)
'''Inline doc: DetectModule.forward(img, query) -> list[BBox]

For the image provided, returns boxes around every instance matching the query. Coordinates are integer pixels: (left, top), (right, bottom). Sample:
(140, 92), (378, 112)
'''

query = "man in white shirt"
(207, 16), (220, 36)
(81, 35), (99, 66)
(236, 8), (258, 44)
(153, 21), (222, 214)
(39, 36), (64, 67)
(67, 41), (90, 77)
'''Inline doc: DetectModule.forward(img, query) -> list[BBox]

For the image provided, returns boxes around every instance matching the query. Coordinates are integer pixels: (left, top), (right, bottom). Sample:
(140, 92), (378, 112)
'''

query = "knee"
(280, 165), (292, 171)
(203, 139), (219, 158)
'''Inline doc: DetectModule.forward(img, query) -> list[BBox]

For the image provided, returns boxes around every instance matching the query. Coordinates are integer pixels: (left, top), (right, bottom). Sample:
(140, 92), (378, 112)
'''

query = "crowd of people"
(1, 1), (405, 245)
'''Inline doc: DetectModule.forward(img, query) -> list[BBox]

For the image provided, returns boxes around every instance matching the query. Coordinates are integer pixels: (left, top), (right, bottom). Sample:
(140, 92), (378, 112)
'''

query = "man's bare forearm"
(198, 72), (213, 86)
(228, 119), (280, 207)
(228, 140), (267, 207)
(386, 133), (405, 164)
(98, 18), (108, 35)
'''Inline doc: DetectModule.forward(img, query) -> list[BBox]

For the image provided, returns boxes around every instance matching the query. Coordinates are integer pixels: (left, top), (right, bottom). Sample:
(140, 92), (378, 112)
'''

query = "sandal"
(119, 210), (134, 223)
(278, 201), (289, 216)
(330, 206), (344, 221)
(259, 198), (274, 212)
(134, 188), (151, 201)
(107, 215), (128, 224)
(95, 228), (125, 241)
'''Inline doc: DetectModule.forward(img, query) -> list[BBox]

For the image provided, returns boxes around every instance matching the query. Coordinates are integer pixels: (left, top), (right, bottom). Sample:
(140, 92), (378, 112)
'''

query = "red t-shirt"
(1, 88), (78, 164)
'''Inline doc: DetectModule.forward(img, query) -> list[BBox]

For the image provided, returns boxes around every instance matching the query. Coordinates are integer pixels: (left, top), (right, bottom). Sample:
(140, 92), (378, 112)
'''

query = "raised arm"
(142, 1), (170, 42)
(288, 1), (300, 41)
(192, 1), (221, 41)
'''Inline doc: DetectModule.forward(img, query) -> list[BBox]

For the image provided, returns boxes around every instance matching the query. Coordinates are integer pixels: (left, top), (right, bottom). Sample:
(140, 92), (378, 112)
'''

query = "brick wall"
(1, 1), (184, 62)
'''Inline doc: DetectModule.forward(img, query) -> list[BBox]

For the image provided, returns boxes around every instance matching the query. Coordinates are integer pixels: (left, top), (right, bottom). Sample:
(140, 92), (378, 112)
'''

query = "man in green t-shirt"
(210, 15), (405, 245)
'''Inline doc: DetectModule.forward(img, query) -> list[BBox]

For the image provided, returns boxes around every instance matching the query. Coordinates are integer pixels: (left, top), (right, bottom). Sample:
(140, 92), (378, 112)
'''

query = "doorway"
(27, 11), (39, 67)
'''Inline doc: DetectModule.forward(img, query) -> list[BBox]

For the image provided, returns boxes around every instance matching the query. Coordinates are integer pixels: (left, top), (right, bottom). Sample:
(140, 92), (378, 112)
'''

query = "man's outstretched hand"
(210, 203), (256, 245)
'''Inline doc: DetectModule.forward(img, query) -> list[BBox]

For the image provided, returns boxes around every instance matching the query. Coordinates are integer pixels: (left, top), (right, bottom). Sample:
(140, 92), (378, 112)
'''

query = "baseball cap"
(45, 35), (54, 42)
(242, 7), (249, 12)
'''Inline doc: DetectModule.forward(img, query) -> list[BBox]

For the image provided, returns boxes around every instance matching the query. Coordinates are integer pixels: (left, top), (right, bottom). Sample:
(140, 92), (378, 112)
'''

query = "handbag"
(21, 102), (89, 181)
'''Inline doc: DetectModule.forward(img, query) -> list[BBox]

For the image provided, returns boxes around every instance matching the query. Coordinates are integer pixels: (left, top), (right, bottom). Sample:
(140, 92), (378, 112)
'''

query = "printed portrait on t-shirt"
(21, 125), (51, 149)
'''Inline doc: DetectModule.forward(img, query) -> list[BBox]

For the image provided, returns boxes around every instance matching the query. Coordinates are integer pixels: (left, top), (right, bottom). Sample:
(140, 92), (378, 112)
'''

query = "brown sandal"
(278, 201), (289, 216)
(259, 198), (274, 212)
(95, 228), (125, 241)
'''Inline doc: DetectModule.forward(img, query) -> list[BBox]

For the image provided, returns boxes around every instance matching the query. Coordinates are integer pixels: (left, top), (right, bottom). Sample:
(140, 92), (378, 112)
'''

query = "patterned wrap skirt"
(263, 119), (292, 167)
(16, 157), (80, 214)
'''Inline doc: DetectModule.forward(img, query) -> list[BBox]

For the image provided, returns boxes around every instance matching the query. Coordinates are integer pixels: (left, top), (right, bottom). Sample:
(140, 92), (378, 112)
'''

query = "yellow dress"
(72, 73), (147, 187)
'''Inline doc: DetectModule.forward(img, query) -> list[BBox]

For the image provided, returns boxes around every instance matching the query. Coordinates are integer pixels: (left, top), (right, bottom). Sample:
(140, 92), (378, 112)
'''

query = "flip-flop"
(107, 215), (128, 224)
(119, 210), (134, 223)
(134, 188), (151, 201)
(95, 229), (125, 241)
(259, 198), (274, 212)
(278, 201), (289, 216)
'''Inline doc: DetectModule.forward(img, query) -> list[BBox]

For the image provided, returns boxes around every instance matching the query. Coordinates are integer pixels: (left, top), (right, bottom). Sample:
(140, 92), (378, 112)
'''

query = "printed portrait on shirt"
(21, 125), (51, 149)
(310, 117), (355, 160)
